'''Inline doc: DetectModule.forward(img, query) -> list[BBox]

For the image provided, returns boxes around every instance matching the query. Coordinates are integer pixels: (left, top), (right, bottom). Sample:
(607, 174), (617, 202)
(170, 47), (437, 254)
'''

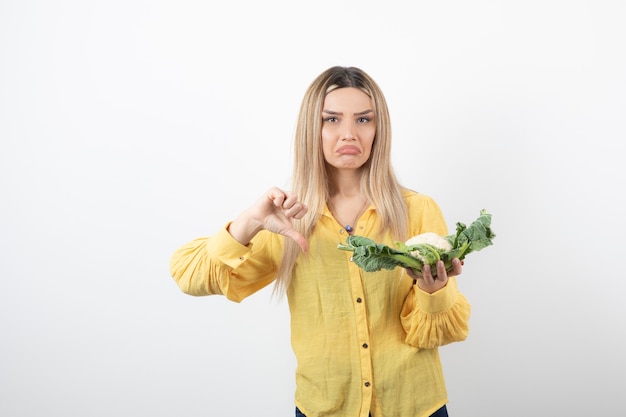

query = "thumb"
(283, 229), (309, 252)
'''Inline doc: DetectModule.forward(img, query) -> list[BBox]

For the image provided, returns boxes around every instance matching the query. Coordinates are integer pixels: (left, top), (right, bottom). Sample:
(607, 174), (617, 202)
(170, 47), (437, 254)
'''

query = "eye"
(324, 116), (338, 123)
(357, 117), (372, 124)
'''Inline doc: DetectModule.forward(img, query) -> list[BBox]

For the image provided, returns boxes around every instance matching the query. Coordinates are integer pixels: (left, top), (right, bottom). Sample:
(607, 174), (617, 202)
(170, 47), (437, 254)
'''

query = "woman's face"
(321, 87), (376, 171)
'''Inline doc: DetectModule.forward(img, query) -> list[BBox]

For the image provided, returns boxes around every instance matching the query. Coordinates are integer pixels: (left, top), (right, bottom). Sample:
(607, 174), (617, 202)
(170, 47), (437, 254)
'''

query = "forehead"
(323, 87), (373, 111)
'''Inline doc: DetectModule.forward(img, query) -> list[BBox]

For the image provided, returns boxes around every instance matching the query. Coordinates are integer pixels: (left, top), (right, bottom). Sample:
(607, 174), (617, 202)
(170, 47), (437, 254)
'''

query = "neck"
(327, 194), (368, 235)
(328, 167), (361, 197)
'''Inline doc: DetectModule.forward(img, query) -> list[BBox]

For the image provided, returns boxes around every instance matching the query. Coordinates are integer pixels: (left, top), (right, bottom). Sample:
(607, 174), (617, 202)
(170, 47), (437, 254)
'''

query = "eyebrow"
(322, 109), (374, 116)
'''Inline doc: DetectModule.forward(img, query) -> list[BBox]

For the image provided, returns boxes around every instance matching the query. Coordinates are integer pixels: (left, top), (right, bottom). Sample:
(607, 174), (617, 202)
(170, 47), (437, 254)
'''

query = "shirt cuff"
(205, 222), (252, 270)
(413, 278), (459, 314)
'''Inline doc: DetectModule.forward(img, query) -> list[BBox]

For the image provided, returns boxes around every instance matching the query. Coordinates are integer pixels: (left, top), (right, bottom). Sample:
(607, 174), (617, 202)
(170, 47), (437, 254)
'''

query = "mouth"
(336, 145), (361, 155)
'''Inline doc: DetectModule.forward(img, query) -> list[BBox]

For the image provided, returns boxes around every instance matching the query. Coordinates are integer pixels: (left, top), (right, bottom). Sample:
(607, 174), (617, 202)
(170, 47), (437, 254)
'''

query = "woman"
(170, 66), (470, 417)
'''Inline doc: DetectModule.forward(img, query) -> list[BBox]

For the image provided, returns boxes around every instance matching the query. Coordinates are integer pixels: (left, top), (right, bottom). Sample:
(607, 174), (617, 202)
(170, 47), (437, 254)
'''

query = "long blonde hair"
(274, 66), (408, 295)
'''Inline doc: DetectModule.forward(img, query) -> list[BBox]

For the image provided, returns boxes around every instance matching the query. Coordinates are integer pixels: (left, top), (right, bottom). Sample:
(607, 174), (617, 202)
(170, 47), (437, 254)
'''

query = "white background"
(1, 1), (625, 416)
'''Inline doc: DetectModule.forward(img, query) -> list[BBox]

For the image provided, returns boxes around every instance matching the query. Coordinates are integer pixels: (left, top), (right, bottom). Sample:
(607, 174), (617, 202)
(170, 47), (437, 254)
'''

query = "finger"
(267, 188), (286, 207)
(281, 191), (300, 209)
(422, 264), (435, 284)
(292, 204), (308, 219)
(450, 258), (463, 276)
(435, 261), (448, 281)
(283, 202), (308, 219)
(405, 268), (420, 280)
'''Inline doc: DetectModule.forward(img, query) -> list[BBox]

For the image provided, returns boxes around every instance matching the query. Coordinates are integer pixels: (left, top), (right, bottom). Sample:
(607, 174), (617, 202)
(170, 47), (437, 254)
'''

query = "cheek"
(321, 132), (334, 159)
(362, 145), (374, 161)
(362, 130), (376, 154)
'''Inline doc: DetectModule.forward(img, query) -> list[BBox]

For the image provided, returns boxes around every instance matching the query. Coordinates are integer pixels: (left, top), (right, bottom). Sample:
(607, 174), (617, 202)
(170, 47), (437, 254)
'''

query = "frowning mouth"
(337, 145), (361, 155)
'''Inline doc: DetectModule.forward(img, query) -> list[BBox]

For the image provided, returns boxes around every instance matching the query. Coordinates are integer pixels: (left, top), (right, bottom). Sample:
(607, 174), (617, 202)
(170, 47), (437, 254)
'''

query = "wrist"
(228, 210), (263, 246)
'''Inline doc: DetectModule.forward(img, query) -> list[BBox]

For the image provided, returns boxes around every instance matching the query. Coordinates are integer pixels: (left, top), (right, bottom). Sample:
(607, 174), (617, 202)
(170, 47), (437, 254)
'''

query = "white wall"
(1, 1), (624, 416)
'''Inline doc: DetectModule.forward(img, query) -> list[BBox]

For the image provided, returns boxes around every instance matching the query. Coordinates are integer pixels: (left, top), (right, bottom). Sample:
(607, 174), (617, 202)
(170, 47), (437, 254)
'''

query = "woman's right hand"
(228, 187), (309, 252)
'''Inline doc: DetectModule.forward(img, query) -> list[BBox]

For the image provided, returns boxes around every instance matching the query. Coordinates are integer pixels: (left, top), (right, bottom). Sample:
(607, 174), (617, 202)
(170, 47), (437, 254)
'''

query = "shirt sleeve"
(169, 223), (279, 302)
(400, 277), (471, 348)
(398, 191), (472, 348)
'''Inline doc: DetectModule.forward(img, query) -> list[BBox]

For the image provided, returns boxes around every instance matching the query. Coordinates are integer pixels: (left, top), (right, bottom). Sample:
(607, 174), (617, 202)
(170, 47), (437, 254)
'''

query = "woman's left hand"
(406, 258), (463, 294)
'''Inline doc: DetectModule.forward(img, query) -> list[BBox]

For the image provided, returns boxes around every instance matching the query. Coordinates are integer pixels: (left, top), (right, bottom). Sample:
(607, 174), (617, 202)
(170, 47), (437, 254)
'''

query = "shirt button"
(364, 381), (371, 387)
(356, 297), (362, 303)
(362, 343), (368, 349)
(339, 229), (345, 234)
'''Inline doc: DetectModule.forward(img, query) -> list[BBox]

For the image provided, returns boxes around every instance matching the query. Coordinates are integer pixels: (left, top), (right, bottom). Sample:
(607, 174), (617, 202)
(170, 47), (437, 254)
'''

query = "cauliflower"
(405, 232), (453, 261)
(337, 209), (496, 275)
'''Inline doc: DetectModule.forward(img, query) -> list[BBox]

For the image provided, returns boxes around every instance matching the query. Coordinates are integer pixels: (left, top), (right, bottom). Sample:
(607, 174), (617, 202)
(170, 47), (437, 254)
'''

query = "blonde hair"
(274, 66), (408, 295)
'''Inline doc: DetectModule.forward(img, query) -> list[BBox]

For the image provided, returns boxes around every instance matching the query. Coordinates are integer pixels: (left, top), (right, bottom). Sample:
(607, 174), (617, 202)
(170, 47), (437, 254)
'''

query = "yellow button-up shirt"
(170, 191), (471, 417)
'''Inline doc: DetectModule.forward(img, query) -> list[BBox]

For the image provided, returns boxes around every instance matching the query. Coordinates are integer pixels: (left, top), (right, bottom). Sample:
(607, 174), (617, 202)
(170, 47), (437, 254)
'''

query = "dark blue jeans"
(295, 404), (448, 417)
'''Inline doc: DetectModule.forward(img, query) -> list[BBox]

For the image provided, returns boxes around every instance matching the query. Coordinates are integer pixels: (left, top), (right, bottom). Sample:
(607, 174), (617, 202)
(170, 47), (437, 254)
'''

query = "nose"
(341, 121), (356, 140)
